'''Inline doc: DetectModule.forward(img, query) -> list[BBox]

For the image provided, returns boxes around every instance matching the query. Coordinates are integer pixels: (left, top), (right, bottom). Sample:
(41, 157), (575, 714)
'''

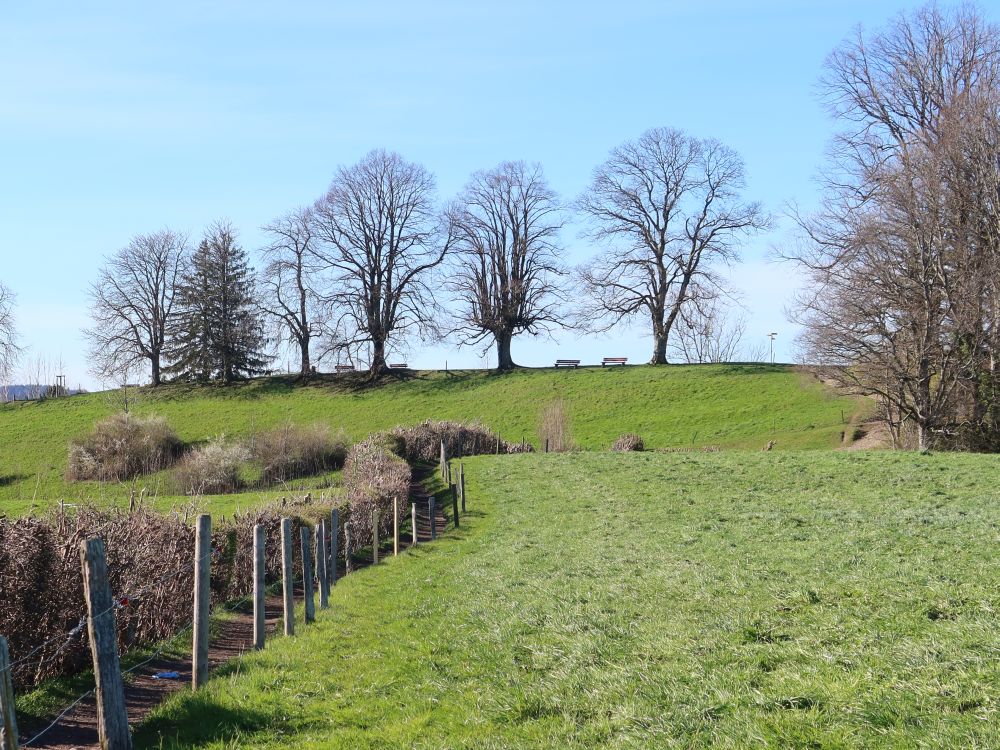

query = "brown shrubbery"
(66, 413), (184, 482)
(389, 419), (516, 461)
(612, 433), (644, 452)
(250, 423), (348, 485)
(172, 438), (249, 495)
(341, 436), (411, 569)
(0, 500), (334, 692)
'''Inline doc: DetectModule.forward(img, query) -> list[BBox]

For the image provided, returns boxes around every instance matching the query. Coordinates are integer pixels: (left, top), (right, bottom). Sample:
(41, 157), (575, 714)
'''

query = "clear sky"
(0, 0), (938, 388)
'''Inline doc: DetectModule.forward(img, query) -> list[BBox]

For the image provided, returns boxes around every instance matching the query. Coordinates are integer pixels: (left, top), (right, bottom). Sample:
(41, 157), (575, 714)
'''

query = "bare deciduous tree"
(0, 283), (19, 392)
(577, 127), (767, 364)
(669, 290), (746, 364)
(84, 230), (186, 386)
(310, 150), (452, 374)
(448, 161), (568, 370)
(259, 207), (326, 376)
(789, 3), (1000, 450)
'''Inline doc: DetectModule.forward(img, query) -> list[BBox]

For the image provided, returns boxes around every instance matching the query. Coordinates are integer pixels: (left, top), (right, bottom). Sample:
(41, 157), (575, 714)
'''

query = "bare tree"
(789, 4), (1000, 450)
(448, 161), (568, 370)
(670, 290), (746, 364)
(577, 127), (767, 364)
(310, 150), (452, 374)
(259, 207), (326, 376)
(84, 230), (186, 386)
(0, 283), (19, 392)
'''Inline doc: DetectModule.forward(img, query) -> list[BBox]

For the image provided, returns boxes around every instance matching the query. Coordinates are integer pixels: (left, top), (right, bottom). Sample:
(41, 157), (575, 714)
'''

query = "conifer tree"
(166, 222), (268, 382)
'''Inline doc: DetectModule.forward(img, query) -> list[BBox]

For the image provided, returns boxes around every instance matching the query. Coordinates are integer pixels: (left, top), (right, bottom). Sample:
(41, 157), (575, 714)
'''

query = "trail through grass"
(135, 451), (1000, 748)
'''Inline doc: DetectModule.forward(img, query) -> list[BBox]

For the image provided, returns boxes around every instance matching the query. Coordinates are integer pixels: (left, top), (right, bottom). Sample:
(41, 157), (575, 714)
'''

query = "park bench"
(389, 363), (409, 369)
(335, 364), (356, 373)
(555, 359), (581, 368)
(602, 357), (628, 366)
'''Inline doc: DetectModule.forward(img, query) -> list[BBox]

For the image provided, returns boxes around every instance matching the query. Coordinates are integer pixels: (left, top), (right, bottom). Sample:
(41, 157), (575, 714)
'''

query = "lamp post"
(768, 332), (777, 364)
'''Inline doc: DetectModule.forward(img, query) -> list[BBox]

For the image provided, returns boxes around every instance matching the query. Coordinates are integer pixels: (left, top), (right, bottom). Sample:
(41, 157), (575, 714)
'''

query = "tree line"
(69, 131), (767, 385)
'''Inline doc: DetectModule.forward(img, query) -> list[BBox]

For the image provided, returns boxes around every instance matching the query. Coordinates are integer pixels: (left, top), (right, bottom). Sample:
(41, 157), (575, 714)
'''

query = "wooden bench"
(602, 357), (628, 367)
(335, 364), (356, 373)
(554, 359), (581, 368)
(389, 363), (409, 369)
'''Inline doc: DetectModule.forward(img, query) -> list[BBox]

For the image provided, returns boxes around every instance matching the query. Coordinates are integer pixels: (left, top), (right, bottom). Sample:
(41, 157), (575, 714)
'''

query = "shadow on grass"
(133, 692), (275, 749)
(0, 473), (27, 487)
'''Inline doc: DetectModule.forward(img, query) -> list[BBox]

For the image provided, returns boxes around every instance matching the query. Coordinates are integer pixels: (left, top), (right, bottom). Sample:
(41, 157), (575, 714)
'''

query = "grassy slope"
(135, 451), (1000, 749)
(0, 365), (863, 516)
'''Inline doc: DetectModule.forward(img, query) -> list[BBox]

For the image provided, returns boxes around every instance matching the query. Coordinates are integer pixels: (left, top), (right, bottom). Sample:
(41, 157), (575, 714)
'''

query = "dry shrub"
(0, 497), (340, 692)
(538, 399), (573, 452)
(505, 441), (535, 454)
(173, 438), (248, 495)
(389, 420), (514, 462)
(612, 433), (644, 452)
(66, 413), (183, 482)
(250, 423), (348, 485)
(341, 436), (411, 568)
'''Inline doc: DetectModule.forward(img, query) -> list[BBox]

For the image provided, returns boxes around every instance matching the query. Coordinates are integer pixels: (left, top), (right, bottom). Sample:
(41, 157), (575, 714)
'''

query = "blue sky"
(0, 0), (929, 388)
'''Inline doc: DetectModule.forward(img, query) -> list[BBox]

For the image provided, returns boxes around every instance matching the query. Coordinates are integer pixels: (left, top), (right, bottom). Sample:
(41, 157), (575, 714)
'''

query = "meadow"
(133, 451), (1000, 748)
(0, 364), (863, 516)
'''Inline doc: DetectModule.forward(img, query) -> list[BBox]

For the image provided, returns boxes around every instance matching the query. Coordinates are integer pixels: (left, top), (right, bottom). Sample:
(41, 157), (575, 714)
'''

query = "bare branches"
(670, 291), (747, 364)
(259, 208), (326, 376)
(447, 161), (568, 370)
(576, 127), (767, 364)
(83, 230), (186, 387)
(310, 150), (451, 374)
(0, 283), (20, 388)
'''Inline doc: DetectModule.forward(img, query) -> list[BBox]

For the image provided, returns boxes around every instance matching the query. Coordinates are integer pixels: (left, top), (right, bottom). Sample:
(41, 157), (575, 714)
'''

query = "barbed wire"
(20, 688), (95, 748)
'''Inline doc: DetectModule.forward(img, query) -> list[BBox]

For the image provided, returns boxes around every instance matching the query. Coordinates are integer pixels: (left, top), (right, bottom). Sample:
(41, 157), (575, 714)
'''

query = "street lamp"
(768, 332), (777, 364)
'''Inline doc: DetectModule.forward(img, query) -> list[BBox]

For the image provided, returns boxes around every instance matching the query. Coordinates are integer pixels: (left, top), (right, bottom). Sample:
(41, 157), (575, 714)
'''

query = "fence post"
(329, 509), (339, 587)
(460, 463), (466, 513)
(316, 522), (329, 610)
(192, 513), (211, 690)
(253, 524), (265, 650)
(281, 518), (294, 636)
(451, 483), (459, 528)
(430, 498), (437, 540)
(439, 439), (447, 480)
(372, 509), (380, 565)
(0, 636), (18, 750)
(393, 496), (400, 556)
(411, 502), (418, 545)
(300, 527), (315, 624)
(80, 537), (132, 750)
(545, 438), (549, 453)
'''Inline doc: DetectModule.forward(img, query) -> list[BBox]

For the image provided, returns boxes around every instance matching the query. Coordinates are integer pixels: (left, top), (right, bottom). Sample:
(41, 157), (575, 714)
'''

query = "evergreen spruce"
(165, 223), (268, 382)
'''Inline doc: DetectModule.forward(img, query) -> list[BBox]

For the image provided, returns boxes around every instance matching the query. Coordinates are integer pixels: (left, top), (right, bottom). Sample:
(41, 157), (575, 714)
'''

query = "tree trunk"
(496, 330), (516, 371)
(299, 337), (311, 376)
(150, 356), (161, 387)
(651, 332), (669, 365)
(371, 339), (388, 374)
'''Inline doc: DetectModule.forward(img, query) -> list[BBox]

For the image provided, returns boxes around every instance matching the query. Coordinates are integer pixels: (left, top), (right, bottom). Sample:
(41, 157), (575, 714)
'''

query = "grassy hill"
(135, 451), (1000, 748)
(0, 364), (866, 516)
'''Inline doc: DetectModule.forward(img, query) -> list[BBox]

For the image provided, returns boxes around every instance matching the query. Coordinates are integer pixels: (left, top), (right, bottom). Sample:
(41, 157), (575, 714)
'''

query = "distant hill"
(1, 384), (84, 402)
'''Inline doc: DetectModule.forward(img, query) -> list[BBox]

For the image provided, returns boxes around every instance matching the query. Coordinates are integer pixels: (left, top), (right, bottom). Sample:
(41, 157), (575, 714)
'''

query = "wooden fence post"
(393, 496), (399, 556)
(281, 518), (294, 636)
(430, 498), (437, 540)
(253, 524), (265, 650)
(300, 527), (315, 624)
(316, 523), (329, 610)
(439, 439), (447, 480)
(545, 438), (549, 453)
(372, 509), (380, 565)
(329, 509), (339, 587)
(411, 502), (418, 545)
(0, 636), (18, 750)
(80, 537), (133, 750)
(451, 483), (459, 528)
(192, 513), (211, 690)
(460, 463), (466, 513)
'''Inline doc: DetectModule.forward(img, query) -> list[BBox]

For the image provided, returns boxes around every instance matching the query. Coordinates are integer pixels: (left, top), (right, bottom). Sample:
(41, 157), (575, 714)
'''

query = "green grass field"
(0, 365), (863, 516)
(133, 451), (1000, 749)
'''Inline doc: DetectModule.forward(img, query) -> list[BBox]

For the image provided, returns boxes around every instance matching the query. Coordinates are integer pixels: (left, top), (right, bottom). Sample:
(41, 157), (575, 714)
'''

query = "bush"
(66, 413), (183, 482)
(341, 436), (411, 569)
(612, 433), (645, 452)
(538, 399), (573, 452)
(173, 438), (249, 495)
(389, 420), (513, 462)
(250, 423), (348, 485)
